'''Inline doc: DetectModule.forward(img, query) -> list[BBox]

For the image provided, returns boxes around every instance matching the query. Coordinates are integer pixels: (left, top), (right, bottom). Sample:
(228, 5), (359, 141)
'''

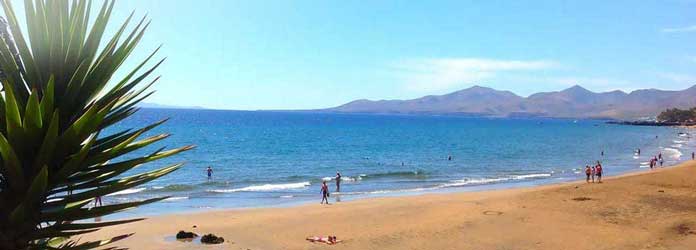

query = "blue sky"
(23, 1), (696, 109)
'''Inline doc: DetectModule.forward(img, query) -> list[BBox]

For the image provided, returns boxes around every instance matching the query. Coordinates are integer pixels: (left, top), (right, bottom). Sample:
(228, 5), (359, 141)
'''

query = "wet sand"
(85, 160), (696, 250)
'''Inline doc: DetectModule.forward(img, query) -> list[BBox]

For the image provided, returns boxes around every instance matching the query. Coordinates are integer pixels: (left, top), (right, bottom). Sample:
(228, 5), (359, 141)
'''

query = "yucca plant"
(0, 0), (193, 249)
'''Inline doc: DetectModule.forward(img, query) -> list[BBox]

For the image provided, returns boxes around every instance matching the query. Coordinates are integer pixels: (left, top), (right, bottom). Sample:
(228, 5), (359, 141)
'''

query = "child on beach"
(585, 165), (592, 183)
(321, 181), (330, 204)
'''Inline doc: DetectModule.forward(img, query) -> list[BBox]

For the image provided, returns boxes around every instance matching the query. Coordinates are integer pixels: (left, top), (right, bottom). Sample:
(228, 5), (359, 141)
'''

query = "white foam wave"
(209, 182), (311, 193)
(163, 196), (188, 202)
(663, 148), (682, 159)
(672, 144), (683, 148)
(279, 195), (294, 198)
(322, 176), (360, 182)
(107, 188), (146, 196)
(442, 173), (552, 188)
(674, 140), (687, 143)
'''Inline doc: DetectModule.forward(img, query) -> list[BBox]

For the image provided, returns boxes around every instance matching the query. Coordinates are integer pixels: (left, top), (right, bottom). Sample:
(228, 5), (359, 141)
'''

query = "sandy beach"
(85, 161), (696, 250)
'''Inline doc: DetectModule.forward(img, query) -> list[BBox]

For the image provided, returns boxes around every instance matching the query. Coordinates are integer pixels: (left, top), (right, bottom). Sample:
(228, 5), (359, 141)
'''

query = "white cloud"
(662, 25), (696, 33)
(658, 72), (696, 84)
(392, 58), (558, 92)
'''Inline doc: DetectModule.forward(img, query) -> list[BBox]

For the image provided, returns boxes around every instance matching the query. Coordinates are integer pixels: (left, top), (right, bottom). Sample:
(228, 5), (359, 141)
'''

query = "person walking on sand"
(335, 172), (342, 192)
(585, 165), (592, 183)
(591, 166), (596, 183)
(659, 157), (664, 167)
(206, 166), (213, 180)
(649, 157), (655, 169)
(320, 181), (330, 205)
(595, 161), (603, 183)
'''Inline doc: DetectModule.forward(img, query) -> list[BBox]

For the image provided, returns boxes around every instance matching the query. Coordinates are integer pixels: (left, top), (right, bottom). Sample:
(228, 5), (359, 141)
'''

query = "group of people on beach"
(320, 172), (342, 205)
(584, 161), (603, 183)
(649, 153), (664, 169)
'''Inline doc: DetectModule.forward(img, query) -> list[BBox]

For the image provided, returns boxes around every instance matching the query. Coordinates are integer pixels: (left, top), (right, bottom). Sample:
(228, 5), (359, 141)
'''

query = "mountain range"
(327, 85), (696, 119)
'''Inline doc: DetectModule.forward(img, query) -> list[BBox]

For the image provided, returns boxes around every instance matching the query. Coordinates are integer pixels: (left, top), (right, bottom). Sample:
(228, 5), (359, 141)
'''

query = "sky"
(14, 0), (696, 110)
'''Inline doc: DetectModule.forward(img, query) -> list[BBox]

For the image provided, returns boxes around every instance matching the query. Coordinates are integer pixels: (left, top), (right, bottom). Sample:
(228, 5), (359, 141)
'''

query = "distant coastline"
(325, 85), (696, 120)
(137, 102), (206, 110)
(606, 120), (696, 127)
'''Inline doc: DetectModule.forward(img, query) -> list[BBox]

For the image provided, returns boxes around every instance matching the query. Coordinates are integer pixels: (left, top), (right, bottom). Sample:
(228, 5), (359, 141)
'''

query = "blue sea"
(104, 109), (695, 217)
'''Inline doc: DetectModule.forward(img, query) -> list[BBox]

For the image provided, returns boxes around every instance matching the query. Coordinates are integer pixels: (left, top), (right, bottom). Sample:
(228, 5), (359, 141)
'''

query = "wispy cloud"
(391, 58), (559, 92)
(662, 25), (696, 33)
(658, 72), (696, 84)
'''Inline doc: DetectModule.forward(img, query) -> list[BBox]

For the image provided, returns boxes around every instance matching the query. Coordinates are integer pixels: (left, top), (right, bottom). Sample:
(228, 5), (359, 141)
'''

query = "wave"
(360, 170), (428, 179)
(208, 181), (311, 193)
(150, 184), (196, 192)
(441, 173), (552, 188)
(322, 176), (360, 182)
(340, 187), (437, 195)
(107, 188), (146, 196)
(663, 148), (682, 159)
(674, 140), (688, 144)
(672, 144), (683, 148)
(342, 174), (551, 195)
(163, 196), (189, 202)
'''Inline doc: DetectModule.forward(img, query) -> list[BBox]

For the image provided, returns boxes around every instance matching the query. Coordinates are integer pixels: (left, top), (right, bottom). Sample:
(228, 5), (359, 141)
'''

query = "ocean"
(104, 109), (695, 217)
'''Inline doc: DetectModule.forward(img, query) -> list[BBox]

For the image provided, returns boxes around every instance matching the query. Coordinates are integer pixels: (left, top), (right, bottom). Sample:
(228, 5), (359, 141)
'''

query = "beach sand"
(85, 161), (696, 250)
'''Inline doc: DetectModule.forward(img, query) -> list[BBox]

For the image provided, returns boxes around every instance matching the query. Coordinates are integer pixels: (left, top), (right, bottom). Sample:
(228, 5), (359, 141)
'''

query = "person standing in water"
(692, 152), (695, 160)
(320, 181), (330, 205)
(94, 196), (102, 207)
(206, 166), (213, 180)
(335, 172), (342, 192)
(448, 155), (452, 161)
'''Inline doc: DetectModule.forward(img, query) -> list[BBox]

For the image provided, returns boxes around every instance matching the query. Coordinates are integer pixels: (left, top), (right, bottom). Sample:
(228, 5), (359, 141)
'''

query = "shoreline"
(86, 160), (696, 250)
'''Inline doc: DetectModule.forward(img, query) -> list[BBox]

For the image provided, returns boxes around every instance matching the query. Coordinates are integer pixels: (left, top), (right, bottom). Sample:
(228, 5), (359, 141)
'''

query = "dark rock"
(201, 234), (225, 244)
(176, 230), (198, 239)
